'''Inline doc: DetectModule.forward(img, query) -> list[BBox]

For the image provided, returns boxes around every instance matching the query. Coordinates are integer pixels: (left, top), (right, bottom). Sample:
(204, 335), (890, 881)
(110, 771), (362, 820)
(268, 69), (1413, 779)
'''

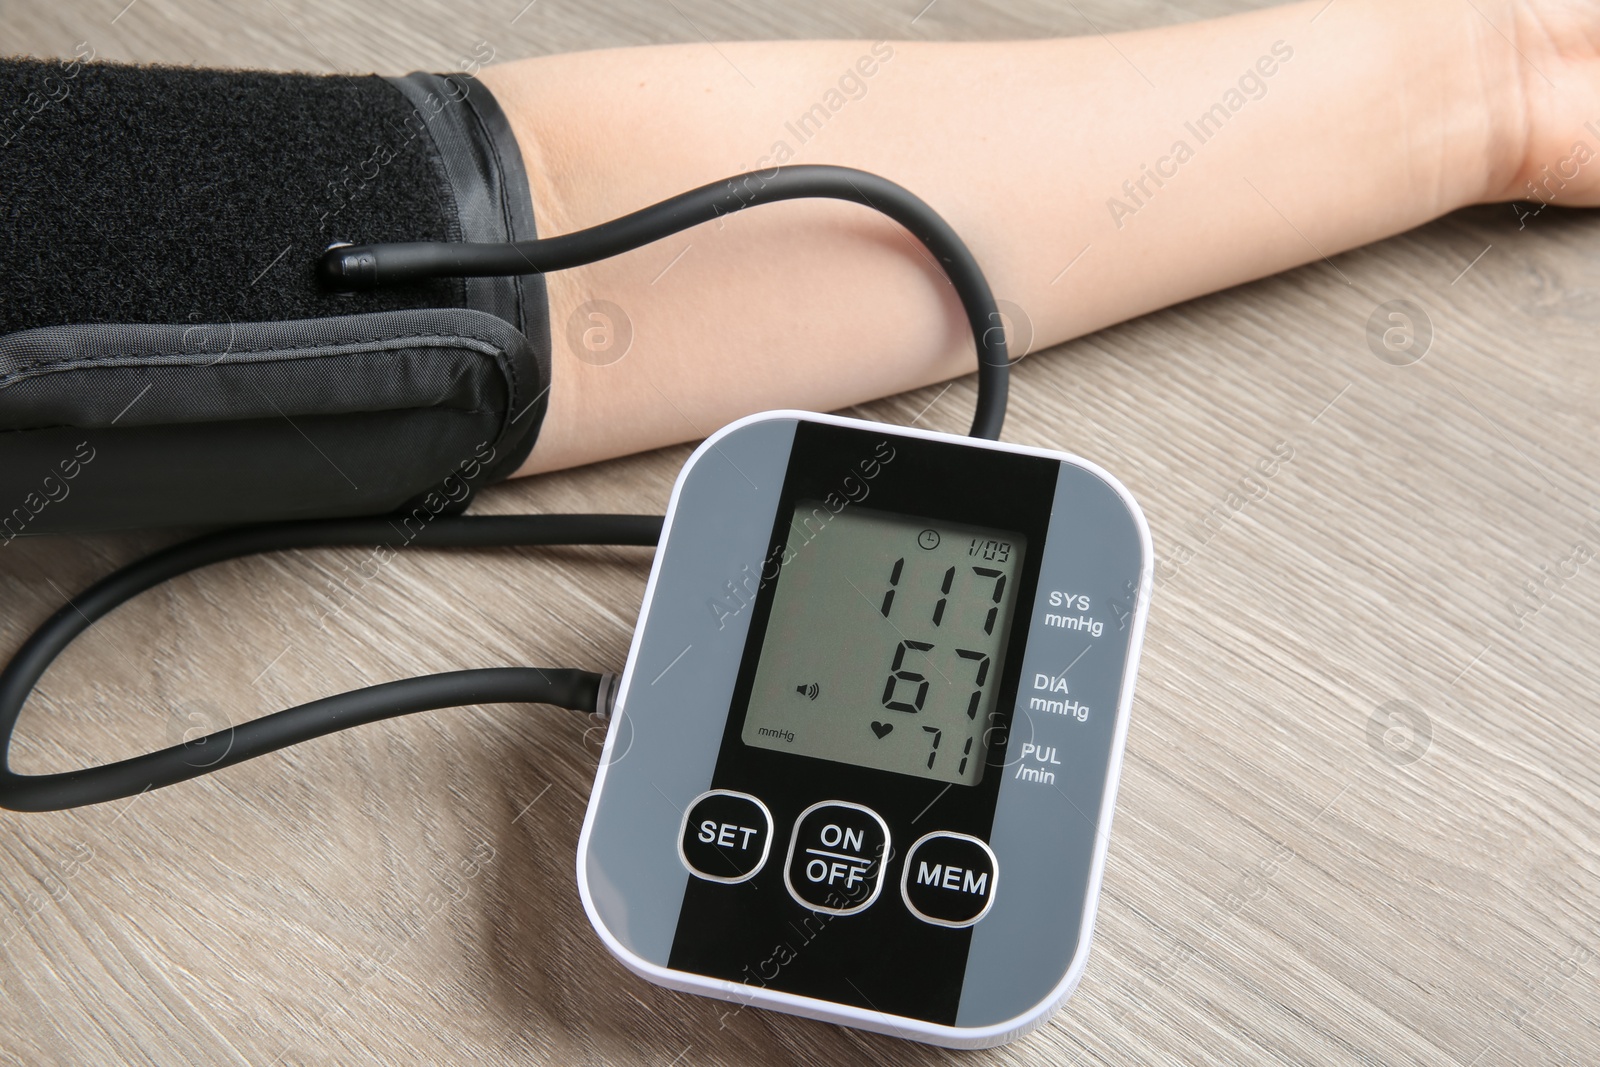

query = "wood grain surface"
(4, 1), (1599, 1064)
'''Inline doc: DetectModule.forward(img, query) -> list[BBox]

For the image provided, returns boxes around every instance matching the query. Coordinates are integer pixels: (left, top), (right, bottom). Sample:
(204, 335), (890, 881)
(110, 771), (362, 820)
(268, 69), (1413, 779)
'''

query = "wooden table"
(4, 1), (1598, 1063)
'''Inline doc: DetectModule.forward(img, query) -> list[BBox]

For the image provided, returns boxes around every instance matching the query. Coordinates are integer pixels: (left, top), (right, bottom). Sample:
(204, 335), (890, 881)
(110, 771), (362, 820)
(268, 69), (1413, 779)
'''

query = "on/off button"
(678, 790), (774, 883)
(783, 801), (890, 915)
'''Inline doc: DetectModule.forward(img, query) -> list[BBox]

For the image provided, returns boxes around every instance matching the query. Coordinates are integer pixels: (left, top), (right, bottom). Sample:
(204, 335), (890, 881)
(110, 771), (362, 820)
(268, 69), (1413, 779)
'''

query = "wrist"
(1427, 0), (1600, 208)
(1463, 2), (1536, 205)
(1399, 0), (1528, 209)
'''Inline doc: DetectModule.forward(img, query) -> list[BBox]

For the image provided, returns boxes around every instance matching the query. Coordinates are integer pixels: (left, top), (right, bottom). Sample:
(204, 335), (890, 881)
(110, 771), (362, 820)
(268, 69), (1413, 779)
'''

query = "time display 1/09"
(741, 501), (1027, 786)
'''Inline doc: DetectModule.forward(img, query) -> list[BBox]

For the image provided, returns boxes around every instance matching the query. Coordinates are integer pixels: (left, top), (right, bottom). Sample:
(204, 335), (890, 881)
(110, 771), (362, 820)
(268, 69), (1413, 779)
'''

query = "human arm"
(478, 0), (1599, 475)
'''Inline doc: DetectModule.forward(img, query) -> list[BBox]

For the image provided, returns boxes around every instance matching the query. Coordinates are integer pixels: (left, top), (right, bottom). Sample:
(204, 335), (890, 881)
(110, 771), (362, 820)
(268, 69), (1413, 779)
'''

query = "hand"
(1479, 0), (1600, 205)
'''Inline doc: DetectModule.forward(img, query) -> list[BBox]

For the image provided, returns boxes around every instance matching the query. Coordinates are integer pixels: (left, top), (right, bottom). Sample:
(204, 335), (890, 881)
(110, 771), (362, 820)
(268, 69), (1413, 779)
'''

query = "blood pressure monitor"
(578, 410), (1152, 1048)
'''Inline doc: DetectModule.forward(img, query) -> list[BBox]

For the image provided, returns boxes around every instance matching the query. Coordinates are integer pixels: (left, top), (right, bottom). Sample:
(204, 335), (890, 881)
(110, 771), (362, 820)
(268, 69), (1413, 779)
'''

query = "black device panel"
(667, 420), (1059, 1024)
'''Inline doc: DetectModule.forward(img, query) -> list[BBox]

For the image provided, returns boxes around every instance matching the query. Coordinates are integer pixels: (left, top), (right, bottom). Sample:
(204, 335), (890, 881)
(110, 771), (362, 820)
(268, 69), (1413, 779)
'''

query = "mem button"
(784, 801), (891, 915)
(678, 790), (774, 884)
(901, 831), (999, 928)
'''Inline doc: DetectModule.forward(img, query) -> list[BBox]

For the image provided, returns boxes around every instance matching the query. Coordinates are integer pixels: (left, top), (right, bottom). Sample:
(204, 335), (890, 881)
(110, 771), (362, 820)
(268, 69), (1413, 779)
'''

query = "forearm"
(481, 0), (1523, 474)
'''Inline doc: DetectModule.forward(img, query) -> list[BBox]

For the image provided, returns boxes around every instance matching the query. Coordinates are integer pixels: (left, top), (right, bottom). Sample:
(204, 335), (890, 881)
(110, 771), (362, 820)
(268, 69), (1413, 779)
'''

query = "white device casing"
(576, 410), (1154, 1049)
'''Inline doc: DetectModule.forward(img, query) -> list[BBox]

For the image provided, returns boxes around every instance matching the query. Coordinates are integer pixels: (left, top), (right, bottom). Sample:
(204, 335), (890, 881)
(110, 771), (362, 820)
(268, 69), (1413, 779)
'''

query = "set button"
(783, 801), (890, 915)
(900, 831), (999, 928)
(678, 790), (774, 883)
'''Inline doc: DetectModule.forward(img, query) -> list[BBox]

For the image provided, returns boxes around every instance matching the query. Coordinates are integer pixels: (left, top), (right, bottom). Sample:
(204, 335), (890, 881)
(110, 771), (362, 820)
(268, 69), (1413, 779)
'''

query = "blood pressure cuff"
(0, 58), (550, 535)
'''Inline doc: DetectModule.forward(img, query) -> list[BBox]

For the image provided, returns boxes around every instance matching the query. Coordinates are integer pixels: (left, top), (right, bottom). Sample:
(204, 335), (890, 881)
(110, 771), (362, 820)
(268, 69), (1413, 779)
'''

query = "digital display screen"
(741, 501), (1027, 786)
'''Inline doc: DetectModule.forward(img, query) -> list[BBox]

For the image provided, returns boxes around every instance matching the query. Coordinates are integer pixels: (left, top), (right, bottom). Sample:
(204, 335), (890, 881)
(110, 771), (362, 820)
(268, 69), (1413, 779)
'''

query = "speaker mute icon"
(795, 682), (820, 701)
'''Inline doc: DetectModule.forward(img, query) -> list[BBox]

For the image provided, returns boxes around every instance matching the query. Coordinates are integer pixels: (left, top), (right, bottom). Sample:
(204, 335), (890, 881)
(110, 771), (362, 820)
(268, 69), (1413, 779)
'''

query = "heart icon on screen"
(870, 721), (893, 739)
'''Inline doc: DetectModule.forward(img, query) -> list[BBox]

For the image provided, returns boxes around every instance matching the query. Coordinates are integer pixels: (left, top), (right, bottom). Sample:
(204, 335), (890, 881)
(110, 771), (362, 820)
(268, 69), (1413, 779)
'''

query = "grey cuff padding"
(0, 60), (551, 536)
(0, 310), (543, 533)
